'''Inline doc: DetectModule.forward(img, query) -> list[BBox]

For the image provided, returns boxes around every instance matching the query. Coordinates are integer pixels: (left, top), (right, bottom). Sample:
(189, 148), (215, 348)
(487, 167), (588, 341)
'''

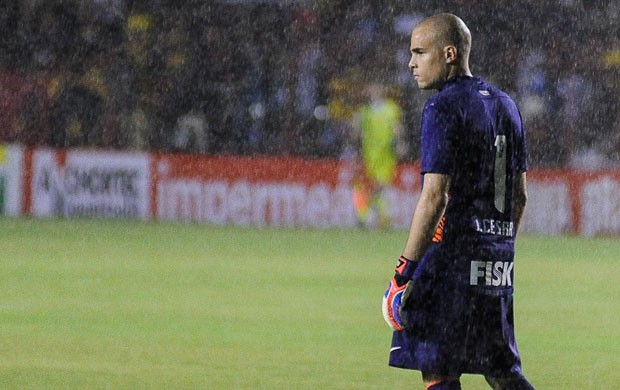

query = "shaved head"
(408, 13), (472, 89)
(415, 13), (471, 65)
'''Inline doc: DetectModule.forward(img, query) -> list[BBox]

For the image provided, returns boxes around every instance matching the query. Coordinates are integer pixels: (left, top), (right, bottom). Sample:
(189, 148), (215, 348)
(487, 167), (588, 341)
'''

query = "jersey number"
(494, 135), (507, 213)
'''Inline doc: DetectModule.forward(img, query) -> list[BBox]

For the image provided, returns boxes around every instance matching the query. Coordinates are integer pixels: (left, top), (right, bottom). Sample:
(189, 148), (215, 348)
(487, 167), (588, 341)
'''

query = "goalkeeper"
(382, 13), (535, 390)
(351, 81), (406, 229)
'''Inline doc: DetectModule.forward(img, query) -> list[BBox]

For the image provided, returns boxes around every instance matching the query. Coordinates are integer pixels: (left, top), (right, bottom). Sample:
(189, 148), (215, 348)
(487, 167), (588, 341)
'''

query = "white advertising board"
(30, 149), (151, 219)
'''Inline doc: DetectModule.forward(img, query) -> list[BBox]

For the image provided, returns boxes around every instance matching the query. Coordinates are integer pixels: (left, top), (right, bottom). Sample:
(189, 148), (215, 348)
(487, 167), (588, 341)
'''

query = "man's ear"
(444, 45), (458, 64)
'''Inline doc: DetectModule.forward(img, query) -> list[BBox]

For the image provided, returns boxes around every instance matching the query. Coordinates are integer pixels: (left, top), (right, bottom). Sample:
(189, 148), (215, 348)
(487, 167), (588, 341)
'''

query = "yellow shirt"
(357, 99), (402, 185)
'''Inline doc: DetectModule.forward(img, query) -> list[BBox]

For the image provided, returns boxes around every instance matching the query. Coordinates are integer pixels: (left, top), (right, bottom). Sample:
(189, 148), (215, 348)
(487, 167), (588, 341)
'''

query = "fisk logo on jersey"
(470, 261), (513, 287)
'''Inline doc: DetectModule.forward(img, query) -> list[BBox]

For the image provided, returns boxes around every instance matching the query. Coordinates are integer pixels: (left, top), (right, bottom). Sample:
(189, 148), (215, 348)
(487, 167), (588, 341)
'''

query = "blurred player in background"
(352, 81), (406, 229)
(381, 13), (535, 389)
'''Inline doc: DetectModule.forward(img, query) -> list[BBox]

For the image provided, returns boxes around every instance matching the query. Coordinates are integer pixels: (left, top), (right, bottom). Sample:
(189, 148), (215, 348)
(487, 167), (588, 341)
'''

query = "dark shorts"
(389, 285), (523, 377)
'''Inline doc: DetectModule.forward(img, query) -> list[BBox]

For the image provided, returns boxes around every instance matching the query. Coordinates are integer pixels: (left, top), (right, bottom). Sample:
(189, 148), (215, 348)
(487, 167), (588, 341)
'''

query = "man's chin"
(416, 80), (440, 90)
(416, 81), (431, 90)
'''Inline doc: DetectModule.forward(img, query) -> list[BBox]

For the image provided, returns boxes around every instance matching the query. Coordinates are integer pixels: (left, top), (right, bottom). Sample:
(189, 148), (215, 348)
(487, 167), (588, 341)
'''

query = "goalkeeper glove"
(382, 256), (418, 331)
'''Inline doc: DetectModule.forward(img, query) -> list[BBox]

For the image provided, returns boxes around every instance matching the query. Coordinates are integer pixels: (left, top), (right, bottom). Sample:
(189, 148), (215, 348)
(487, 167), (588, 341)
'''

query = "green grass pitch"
(1, 217), (619, 389)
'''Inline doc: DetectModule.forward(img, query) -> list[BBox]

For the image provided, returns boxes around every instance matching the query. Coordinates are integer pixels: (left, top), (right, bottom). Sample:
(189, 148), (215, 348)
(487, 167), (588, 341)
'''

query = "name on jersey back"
(473, 217), (514, 237)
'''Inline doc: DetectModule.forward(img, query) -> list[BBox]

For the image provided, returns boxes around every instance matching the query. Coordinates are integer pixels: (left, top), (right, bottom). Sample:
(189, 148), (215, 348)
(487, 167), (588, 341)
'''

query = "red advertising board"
(14, 146), (620, 235)
(525, 169), (620, 236)
(151, 153), (421, 229)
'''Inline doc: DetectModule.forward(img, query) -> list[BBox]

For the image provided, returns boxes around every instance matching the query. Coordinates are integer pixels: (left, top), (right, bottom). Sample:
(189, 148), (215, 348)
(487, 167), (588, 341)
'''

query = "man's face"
(408, 26), (448, 90)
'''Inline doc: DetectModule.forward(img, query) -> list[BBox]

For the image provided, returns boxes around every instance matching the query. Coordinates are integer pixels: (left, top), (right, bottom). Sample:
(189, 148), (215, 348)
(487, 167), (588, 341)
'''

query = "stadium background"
(0, 0), (619, 167)
(1, 0), (619, 234)
(1, 2), (619, 389)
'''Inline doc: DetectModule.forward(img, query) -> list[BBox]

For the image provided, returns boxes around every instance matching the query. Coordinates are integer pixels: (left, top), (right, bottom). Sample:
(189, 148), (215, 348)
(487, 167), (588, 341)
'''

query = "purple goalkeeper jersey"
(417, 76), (527, 296)
(389, 76), (528, 376)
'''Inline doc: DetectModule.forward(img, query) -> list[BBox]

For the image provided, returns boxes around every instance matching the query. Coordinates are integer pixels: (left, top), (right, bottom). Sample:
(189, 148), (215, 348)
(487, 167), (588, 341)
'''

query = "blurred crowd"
(0, 0), (619, 168)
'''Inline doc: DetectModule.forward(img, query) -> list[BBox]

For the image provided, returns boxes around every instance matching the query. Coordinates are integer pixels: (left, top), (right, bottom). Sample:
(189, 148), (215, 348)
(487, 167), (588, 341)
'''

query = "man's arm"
(382, 172), (450, 331)
(402, 173), (451, 261)
(513, 172), (528, 234)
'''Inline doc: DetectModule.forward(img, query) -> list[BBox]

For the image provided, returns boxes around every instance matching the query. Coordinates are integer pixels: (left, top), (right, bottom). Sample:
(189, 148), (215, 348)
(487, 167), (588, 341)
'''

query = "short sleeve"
(421, 98), (460, 176)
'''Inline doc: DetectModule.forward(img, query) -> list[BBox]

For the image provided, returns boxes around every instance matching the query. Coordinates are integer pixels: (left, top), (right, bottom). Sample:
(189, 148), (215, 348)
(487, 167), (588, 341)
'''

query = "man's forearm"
(402, 174), (450, 261)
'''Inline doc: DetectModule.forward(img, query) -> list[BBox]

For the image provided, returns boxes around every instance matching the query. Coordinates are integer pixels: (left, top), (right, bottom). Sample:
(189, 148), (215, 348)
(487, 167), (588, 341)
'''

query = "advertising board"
(24, 148), (151, 219)
(0, 144), (23, 216)
(12, 146), (620, 235)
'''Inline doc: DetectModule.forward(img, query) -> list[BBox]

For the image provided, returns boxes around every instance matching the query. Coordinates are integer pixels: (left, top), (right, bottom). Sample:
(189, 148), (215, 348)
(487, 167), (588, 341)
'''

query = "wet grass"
(1, 217), (618, 389)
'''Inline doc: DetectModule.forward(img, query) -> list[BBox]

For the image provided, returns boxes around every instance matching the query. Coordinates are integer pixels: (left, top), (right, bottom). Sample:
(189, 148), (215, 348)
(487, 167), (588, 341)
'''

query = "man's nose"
(408, 58), (416, 69)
